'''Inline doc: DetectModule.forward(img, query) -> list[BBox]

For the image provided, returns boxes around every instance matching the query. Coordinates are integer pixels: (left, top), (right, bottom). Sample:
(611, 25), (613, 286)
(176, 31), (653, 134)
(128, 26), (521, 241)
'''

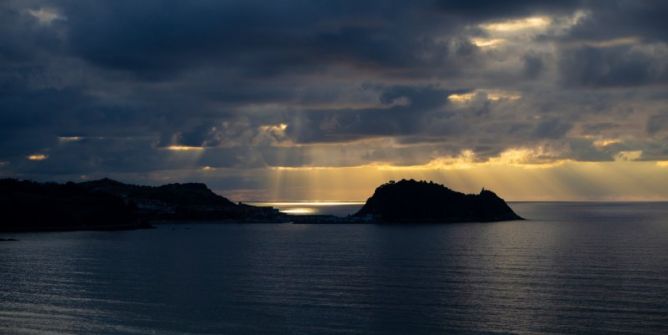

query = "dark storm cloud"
(568, 138), (616, 162)
(1, 0), (668, 183)
(59, 1), (440, 77)
(565, 0), (668, 43)
(286, 85), (466, 143)
(522, 53), (545, 79)
(647, 113), (668, 135)
(44, 0), (585, 79)
(434, 0), (582, 19)
(553, 1), (668, 87)
(63, 1), (329, 77)
(533, 118), (573, 139)
(558, 45), (668, 87)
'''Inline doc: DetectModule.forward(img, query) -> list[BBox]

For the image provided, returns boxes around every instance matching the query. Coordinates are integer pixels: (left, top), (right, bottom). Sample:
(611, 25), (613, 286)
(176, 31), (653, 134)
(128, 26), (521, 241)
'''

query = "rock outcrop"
(354, 179), (523, 223)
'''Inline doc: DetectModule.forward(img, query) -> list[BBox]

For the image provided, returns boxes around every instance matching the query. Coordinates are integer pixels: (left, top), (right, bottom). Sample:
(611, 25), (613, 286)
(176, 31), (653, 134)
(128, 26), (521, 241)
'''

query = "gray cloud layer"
(1, 0), (667, 191)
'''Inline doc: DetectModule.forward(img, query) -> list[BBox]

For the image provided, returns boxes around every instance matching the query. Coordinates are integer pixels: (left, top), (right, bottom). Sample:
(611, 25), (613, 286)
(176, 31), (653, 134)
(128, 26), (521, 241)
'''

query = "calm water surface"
(1, 202), (668, 334)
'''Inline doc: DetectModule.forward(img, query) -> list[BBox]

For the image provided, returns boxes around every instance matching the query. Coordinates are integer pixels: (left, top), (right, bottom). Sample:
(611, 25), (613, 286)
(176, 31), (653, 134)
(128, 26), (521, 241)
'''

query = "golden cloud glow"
(488, 148), (563, 168)
(380, 148), (563, 170)
(27, 154), (48, 161)
(480, 16), (551, 32)
(448, 92), (476, 103)
(593, 138), (622, 149)
(487, 90), (522, 101)
(470, 37), (506, 48)
(272, 147), (564, 173)
(448, 90), (521, 104)
(259, 123), (288, 136)
(164, 145), (205, 152)
(265, 159), (668, 202)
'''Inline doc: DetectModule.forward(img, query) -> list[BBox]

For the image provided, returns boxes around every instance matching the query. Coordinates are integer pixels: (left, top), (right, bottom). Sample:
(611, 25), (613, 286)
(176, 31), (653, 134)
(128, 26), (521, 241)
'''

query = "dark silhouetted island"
(353, 179), (523, 223)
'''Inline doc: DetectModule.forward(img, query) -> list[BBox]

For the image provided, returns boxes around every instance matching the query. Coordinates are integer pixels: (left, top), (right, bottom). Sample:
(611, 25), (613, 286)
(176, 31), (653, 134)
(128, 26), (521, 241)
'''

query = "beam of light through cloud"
(271, 147), (565, 172)
(264, 161), (668, 202)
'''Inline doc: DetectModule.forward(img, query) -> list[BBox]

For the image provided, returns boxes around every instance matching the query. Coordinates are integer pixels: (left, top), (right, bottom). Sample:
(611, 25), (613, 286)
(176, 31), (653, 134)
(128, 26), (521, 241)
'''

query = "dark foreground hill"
(0, 178), (284, 232)
(0, 179), (144, 232)
(354, 179), (523, 223)
(78, 178), (281, 221)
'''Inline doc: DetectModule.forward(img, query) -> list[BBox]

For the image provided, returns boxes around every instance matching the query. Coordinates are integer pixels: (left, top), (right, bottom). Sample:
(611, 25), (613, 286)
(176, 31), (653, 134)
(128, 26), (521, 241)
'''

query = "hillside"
(0, 178), (285, 231)
(354, 179), (523, 223)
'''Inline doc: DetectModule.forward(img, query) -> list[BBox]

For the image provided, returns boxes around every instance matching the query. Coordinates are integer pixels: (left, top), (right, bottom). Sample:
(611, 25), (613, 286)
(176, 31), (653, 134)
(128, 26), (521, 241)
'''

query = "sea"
(1, 202), (667, 334)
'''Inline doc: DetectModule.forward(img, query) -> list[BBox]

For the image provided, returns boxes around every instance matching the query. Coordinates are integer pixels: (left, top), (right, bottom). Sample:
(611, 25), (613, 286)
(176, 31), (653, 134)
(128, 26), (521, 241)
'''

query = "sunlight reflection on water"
(280, 207), (317, 215)
(249, 202), (365, 216)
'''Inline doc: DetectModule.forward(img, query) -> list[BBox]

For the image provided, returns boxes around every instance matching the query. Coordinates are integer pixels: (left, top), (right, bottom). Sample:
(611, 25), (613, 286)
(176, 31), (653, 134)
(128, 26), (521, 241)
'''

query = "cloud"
(647, 113), (668, 135)
(27, 154), (48, 161)
(565, 1), (668, 43)
(27, 7), (66, 25)
(558, 44), (668, 87)
(0, 0), (667, 199)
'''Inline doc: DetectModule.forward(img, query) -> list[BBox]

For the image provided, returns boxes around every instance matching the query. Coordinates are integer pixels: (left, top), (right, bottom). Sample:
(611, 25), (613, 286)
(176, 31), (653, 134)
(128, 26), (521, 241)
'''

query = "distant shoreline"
(1, 178), (523, 232)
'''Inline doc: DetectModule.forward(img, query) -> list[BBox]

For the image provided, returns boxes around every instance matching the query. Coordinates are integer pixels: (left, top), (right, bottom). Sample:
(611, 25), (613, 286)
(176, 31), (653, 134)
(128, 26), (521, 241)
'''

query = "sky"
(1, 0), (668, 201)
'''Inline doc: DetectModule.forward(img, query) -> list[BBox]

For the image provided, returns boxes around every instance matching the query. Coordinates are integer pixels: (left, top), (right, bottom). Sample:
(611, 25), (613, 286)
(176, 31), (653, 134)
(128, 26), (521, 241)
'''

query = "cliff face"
(354, 179), (523, 223)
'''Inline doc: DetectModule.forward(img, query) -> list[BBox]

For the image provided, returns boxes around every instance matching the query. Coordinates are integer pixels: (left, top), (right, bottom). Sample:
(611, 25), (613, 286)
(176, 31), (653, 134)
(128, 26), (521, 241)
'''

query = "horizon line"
(246, 199), (668, 204)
